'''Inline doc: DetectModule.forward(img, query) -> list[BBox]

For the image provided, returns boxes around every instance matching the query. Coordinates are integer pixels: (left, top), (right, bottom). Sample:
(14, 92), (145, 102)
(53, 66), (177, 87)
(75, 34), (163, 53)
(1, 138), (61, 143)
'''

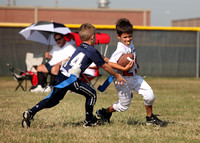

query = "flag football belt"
(44, 74), (77, 100)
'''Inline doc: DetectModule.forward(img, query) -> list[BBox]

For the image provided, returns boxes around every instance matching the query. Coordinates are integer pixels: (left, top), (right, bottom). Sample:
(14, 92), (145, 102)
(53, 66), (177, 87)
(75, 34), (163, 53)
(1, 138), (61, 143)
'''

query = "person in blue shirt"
(22, 23), (127, 128)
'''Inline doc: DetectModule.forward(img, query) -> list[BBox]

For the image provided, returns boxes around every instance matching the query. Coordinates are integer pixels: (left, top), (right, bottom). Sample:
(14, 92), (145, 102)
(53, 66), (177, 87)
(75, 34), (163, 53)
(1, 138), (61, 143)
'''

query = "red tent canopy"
(64, 32), (110, 47)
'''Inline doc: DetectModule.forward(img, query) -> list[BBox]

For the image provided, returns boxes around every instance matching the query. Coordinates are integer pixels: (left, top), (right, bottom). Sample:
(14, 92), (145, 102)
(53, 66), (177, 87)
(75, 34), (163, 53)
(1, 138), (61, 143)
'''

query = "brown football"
(117, 53), (134, 67)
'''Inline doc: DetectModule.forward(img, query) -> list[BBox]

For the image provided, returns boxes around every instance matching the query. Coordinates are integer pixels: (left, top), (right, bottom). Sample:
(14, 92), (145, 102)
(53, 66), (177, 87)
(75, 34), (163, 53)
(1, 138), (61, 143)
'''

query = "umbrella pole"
(47, 44), (50, 52)
(45, 35), (52, 63)
(45, 45), (50, 63)
(47, 33), (52, 52)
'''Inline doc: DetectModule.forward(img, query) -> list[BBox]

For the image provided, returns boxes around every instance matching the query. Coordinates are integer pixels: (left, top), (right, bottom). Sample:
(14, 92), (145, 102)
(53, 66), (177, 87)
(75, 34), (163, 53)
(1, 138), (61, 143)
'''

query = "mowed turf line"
(0, 76), (200, 143)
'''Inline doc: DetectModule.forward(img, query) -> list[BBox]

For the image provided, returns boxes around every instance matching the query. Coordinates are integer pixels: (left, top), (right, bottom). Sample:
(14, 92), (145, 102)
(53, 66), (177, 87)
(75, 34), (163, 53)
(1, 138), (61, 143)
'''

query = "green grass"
(0, 76), (200, 143)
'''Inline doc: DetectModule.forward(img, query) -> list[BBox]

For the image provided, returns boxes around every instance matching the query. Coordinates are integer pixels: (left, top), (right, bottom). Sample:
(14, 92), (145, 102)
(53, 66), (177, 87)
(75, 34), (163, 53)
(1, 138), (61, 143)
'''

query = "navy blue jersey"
(60, 43), (105, 77)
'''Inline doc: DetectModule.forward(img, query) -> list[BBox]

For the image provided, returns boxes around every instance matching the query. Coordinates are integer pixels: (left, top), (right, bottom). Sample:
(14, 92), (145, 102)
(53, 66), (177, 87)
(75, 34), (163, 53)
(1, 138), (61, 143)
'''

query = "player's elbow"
(102, 63), (110, 71)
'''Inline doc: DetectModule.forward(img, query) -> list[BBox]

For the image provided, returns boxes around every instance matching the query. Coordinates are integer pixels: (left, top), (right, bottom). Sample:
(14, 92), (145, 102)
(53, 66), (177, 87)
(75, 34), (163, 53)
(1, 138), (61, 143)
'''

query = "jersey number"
(69, 52), (85, 69)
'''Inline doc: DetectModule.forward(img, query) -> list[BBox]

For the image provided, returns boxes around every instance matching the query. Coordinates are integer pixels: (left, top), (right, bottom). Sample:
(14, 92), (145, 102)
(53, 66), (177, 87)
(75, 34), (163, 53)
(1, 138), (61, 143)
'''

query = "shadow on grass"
(38, 120), (172, 129)
(37, 121), (83, 128)
(39, 115), (173, 128)
(62, 121), (83, 127)
(125, 115), (170, 127)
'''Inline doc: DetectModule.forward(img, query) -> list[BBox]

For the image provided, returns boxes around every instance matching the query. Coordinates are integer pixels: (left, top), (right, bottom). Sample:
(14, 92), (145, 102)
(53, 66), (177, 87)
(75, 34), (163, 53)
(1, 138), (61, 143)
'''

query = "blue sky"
(1, 0), (200, 26)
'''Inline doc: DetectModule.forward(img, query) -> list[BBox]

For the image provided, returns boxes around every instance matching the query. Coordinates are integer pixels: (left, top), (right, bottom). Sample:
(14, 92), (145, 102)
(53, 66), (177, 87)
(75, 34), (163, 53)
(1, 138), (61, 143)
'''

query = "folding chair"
(25, 52), (43, 73)
(7, 53), (43, 91)
(80, 63), (102, 89)
(25, 52), (44, 87)
(6, 64), (32, 91)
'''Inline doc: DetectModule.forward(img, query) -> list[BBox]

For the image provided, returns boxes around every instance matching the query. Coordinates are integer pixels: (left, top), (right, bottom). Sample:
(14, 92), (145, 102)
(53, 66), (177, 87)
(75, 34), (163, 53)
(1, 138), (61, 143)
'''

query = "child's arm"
(101, 63), (127, 86)
(108, 61), (134, 71)
(45, 52), (52, 60)
(102, 56), (109, 63)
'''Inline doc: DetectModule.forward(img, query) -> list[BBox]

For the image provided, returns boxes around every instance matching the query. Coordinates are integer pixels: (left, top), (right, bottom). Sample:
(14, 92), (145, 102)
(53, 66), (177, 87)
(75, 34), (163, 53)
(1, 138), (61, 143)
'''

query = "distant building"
(172, 17), (200, 27)
(0, 6), (151, 26)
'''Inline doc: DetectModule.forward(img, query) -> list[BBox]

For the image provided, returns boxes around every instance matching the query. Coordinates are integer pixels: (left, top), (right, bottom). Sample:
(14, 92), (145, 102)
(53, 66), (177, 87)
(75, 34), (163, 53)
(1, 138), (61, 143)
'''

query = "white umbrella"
(19, 21), (71, 46)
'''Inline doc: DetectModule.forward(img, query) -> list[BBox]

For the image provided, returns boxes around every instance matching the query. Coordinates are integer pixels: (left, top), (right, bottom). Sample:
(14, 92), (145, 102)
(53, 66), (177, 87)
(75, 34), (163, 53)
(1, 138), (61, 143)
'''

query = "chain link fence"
(0, 25), (200, 77)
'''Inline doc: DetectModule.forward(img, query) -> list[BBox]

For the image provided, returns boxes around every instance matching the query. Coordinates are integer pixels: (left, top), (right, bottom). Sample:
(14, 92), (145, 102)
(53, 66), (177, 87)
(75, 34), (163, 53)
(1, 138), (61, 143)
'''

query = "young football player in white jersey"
(96, 18), (165, 126)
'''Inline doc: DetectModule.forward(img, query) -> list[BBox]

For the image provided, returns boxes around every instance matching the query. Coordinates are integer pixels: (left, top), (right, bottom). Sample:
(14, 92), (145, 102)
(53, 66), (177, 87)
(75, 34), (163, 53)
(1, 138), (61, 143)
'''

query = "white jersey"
(109, 41), (138, 75)
(48, 40), (76, 66)
(83, 62), (96, 77)
(109, 41), (155, 112)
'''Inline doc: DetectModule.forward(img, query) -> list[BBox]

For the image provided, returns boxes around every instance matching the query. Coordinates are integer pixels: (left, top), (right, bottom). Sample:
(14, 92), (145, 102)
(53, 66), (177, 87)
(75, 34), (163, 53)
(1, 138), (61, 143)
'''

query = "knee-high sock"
(85, 104), (94, 121)
(50, 74), (57, 86)
(37, 72), (47, 87)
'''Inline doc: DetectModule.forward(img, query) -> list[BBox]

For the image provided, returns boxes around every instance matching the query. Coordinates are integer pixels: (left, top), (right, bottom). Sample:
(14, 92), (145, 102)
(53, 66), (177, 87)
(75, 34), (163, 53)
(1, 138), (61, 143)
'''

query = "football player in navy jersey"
(22, 23), (126, 128)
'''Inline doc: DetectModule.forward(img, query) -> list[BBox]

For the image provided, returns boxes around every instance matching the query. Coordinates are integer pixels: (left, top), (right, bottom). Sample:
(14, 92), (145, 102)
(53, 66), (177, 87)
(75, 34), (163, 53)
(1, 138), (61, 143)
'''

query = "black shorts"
(44, 71), (97, 107)
(45, 63), (52, 73)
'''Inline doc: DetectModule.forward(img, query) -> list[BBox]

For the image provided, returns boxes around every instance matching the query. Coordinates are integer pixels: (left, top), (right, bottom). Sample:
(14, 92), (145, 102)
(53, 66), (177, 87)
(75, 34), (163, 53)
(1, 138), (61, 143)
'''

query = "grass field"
(0, 76), (200, 143)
